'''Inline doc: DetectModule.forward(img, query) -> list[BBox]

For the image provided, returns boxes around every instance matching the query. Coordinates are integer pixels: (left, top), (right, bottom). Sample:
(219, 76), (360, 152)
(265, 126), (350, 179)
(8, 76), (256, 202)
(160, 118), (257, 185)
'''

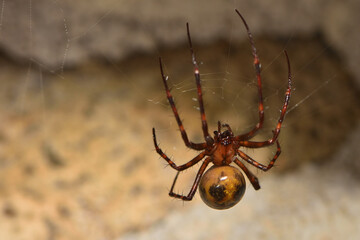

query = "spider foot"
(169, 192), (193, 201)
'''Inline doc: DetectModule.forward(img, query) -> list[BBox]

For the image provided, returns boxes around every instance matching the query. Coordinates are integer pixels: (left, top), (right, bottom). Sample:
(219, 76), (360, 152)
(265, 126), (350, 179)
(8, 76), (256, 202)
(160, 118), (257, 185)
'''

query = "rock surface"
(1, 0), (360, 88)
(0, 35), (359, 239)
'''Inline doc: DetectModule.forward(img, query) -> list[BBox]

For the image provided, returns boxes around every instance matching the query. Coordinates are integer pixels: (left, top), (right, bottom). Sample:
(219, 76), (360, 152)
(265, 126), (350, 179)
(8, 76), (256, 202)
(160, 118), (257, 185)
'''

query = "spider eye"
(199, 165), (246, 210)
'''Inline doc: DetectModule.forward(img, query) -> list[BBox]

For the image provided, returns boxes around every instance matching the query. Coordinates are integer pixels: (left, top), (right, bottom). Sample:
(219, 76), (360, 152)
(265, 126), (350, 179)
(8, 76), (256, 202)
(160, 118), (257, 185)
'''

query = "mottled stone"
(0, 34), (359, 239)
(0, 0), (359, 89)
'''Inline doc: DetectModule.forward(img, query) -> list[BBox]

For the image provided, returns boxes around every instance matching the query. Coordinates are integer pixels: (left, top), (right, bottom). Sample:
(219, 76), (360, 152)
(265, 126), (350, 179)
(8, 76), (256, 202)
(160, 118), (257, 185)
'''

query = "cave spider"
(152, 9), (291, 209)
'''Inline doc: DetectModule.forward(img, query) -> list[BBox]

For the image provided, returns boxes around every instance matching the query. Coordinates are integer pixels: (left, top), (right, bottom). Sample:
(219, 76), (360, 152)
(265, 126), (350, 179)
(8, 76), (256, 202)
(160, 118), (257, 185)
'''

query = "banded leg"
(237, 140), (281, 171)
(159, 59), (207, 150)
(169, 157), (211, 201)
(236, 50), (291, 147)
(234, 159), (260, 190)
(186, 23), (211, 140)
(153, 128), (207, 171)
(234, 9), (264, 140)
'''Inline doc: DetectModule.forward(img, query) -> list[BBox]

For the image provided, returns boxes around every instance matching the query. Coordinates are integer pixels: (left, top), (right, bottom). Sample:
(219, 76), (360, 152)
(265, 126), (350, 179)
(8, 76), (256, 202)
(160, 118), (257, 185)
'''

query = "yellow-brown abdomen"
(199, 165), (246, 210)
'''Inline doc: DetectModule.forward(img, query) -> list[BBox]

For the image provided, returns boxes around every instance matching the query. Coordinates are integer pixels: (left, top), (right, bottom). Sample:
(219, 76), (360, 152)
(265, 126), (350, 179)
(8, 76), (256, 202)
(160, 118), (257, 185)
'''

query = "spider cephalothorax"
(152, 9), (291, 209)
(211, 123), (238, 166)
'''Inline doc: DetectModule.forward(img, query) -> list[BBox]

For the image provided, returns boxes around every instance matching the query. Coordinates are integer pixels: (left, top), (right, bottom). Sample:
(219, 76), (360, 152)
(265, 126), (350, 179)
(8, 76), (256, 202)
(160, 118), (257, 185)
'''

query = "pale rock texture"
(0, 0), (360, 87)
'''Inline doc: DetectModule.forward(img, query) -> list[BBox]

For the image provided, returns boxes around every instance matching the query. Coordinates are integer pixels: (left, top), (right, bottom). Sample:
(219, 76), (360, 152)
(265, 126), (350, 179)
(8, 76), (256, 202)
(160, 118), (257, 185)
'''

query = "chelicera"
(152, 9), (291, 210)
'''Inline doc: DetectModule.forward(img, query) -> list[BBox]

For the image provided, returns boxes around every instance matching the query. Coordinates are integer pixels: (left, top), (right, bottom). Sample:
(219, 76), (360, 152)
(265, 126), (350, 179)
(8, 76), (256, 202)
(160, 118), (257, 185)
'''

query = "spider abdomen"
(199, 165), (246, 210)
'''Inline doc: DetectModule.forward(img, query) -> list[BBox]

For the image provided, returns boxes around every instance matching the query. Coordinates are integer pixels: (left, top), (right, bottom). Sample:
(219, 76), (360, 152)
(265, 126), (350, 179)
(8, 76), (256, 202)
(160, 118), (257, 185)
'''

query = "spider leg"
(234, 10), (264, 140)
(169, 157), (211, 201)
(153, 128), (207, 171)
(236, 50), (291, 147)
(237, 140), (281, 171)
(159, 58), (207, 150)
(234, 159), (260, 190)
(186, 23), (211, 141)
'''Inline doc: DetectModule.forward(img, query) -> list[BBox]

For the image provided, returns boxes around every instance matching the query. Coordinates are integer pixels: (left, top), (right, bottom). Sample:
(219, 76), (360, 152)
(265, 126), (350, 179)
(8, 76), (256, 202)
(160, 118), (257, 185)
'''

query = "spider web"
(148, 21), (322, 162)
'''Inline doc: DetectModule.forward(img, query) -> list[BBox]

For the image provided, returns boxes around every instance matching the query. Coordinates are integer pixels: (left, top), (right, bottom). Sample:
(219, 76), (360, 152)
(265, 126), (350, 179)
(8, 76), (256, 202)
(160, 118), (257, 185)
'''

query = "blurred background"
(0, 0), (359, 239)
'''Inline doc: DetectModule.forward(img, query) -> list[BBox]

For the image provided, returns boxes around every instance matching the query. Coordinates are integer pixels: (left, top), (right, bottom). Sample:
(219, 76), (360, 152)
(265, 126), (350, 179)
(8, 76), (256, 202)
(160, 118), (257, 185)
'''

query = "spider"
(152, 9), (291, 210)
